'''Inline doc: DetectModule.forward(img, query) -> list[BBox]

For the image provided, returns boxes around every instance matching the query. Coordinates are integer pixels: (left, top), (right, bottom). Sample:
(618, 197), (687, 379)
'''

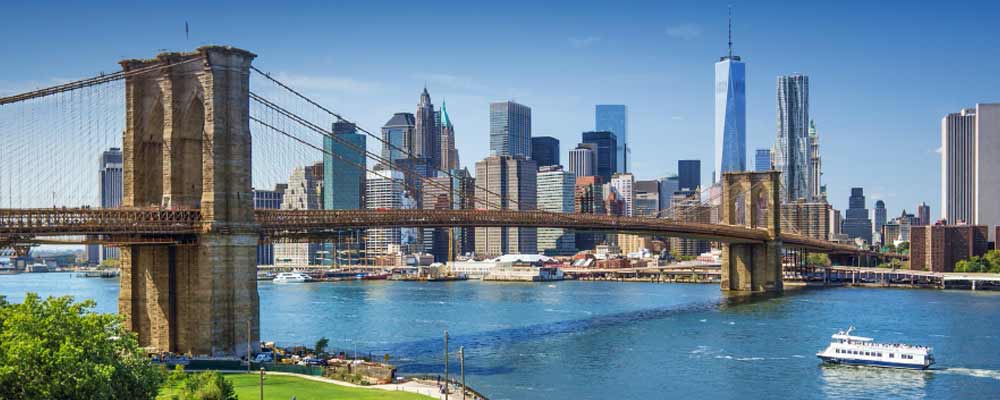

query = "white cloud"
(671, 116), (684, 121)
(568, 36), (601, 49)
(933, 146), (942, 154)
(666, 23), (704, 40)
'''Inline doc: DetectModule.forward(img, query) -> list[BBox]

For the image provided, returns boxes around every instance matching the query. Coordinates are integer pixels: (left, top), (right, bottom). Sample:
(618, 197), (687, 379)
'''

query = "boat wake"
(934, 367), (1000, 381)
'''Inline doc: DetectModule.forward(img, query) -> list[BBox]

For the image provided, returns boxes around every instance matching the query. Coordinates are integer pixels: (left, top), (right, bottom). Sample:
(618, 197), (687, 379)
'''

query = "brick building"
(910, 225), (989, 272)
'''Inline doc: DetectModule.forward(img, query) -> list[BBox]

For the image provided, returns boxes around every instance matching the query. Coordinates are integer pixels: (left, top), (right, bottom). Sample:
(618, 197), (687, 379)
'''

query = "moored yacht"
(817, 327), (934, 370)
(273, 272), (311, 283)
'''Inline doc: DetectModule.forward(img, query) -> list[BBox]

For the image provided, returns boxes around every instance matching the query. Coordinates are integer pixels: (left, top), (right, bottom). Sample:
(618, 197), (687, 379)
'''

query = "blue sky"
(2, 0), (999, 218)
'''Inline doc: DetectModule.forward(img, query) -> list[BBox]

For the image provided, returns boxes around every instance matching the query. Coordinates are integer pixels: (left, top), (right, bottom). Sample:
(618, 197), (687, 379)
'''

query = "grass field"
(158, 372), (434, 400)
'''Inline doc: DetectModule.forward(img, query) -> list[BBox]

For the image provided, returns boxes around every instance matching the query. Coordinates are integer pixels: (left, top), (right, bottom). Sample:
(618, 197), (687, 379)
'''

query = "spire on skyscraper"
(728, 5), (733, 59)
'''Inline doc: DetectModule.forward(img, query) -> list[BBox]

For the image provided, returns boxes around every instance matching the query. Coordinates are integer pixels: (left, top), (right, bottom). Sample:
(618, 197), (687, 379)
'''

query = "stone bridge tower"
(720, 171), (783, 292)
(118, 46), (258, 357)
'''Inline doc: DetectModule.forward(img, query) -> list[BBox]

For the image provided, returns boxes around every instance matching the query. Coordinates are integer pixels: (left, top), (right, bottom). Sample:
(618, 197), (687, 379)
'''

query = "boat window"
(889, 353), (894, 358)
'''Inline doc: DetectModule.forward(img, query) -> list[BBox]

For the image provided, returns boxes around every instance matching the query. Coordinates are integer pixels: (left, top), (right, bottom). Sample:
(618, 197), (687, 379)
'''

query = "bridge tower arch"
(720, 171), (783, 292)
(118, 47), (258, 357)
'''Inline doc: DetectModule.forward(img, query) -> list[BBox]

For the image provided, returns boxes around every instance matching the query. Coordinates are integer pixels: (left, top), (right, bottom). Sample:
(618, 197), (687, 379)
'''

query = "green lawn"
(158, 372), (434, 400)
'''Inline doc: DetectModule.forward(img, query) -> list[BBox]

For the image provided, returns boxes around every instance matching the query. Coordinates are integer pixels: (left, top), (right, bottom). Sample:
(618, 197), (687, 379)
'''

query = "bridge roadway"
(0, 207), (879, 256)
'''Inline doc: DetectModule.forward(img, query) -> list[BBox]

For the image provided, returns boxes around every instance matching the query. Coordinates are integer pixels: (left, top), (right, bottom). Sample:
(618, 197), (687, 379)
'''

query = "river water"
(2, 273), (999, 399)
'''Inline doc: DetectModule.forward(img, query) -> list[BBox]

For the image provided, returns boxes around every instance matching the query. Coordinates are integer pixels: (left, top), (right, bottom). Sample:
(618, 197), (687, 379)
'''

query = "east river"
(2, 273), (999, 399)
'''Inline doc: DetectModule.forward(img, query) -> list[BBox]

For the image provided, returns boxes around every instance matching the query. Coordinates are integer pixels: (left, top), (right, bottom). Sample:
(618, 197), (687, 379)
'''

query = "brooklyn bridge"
(0, 46), (894, 357)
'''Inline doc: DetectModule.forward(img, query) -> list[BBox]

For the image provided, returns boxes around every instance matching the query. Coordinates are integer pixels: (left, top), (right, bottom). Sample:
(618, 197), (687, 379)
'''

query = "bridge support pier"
(118, 47), (258, 357)
(720, 172), (783, 292)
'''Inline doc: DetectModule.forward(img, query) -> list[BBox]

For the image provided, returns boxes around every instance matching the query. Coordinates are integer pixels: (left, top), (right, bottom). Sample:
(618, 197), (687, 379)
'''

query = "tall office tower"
(874, 200), (887, 243)
(90, 148), (123, 262)
(714, 11), (746, 182)
(574, 176), (606, 250)
(254, 184), (286, 266)
(657, 175), (679, 214)
(754, 148), (772, 172)
(438, 102), (460, 170)
(366, 169), (407, 256)
(474, 155), (538, 257)
(581, 131), (618, 183)
(670, 191), (711, 256)
(917, 202), (931, 226)
(568, 144), (596, 177)
(809, 120), (823, 200)
(324, 121), (366, 210)
(381, 112), (415, 166)
(775, 74), (810, 202)
(973, 104), (1000, 240)
(531, 136), (560, 168)
(414, 88), (440, 174)
(610, 173), (635, 217)
(490, 101), (531, 158)
(275, 163), (324, 267)
(595, 104), (629, 172)
(830, 208), (843, 237)
(678, 160), (701, 192)
(421, 168), (476, 262)
(634, 180), (661, 217)
(537, 166), (576, 255)
(841, 187), (873, 244)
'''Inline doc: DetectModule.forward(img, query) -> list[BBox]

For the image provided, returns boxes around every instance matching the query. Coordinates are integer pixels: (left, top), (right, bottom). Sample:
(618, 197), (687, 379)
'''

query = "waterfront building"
(917, 202), (931, 226)
(809, 120), (823, 200)
(941, 107), (976, 225)
(596, 104), (629, 173)
(254, 184), (286, 266)
(438, 101), (460, 171)
(324, 121), (366, 210)
(574, 176), (606, 250)
(381, 112), (415, 166)
(714, 15), (746, 182)
(775, 74), (810, 202)
(581, 131), (618, 183)
(874, 200), (887, 243)
(634, 180), (660, 217)
(90, 147), (123, 263)
(275, 163), (324, 267)
(755, 148), (771, 172)
(910, 225), (989, 272)
(366, 169), (408, 256)
(670, 191), (711, 256)
(421, 168), (476, 262)
(657, 175), (679, 214)
(841, 187), (873, 245)
(537, 166), (576, 256)
(531, 136), (560, 168)
(474, 155), (538, 258)
(610, 173), (635, 217)
(490, 101), (531, 159)
(781, 199), (832, 240)
(974, 104), (1000, 240)
(414, 87), (440, 173)
(678, 160), (701, 192)
(568, 144), (596, 177)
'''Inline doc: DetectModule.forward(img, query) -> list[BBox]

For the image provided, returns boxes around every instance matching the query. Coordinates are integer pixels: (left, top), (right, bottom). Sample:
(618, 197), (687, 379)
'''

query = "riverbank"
(157, 371), (438, 399)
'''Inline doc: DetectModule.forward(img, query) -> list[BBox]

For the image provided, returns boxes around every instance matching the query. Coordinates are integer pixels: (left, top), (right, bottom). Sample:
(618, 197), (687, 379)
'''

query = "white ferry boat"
(273, 272), (311, 283)
(817, 327), (934, 370)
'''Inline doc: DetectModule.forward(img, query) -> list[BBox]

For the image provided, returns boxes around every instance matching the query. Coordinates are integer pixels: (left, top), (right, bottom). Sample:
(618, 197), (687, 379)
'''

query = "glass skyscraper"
(775, 74), (810, 202)
(754, 148), (771, 171)
(595, 105), (628, 173)
(714, 52), (746, 182)
(581, 131), (618, 184)
(490, 101), (531, 158)
(324, 121), (366, 210)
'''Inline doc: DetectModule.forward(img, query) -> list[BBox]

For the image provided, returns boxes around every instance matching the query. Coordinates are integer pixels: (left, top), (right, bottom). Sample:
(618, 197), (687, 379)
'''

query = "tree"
(806, 254), (831, 266)
(314, 337), (330, 355)
(896, 242), (910, 254)
(98, 258), (120, 269)
(983, 250), (1000, 273)
(179, 371), (237, 400)
(883, 243), (896, 253)
(0, 294), (163, 400)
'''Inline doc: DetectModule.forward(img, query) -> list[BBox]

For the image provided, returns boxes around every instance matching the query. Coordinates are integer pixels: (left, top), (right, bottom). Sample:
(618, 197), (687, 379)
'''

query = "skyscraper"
(595, 105), (628, 173)
(775, 74), (810, 201)
(874, 200), (887, 243)
(275, 163), (324, 267)
(324, 121), (366, 210)
(754, 148), (772, 172)
(414, 87), (439, 173)
(657, 175), (679, 213)
(942, 104), (1000, 237)
(714, 11), (746, 182)
(438, 102), (460, 170)
(381, 112), (415, 166)
(842, 187), (873, 244)
(366, 169), (408, 256)
(634, 180), (661, 217)
(678, 160), (701, 192)
(973, 104), (1000, 240)
(581, 131), (618, 183)
(568, 144), (596, 177)
(531, 136), (560, 168)
(917, 202), (931, 226)
(254, 184), (286, 266)
(421, 168), (476, 262)
(574, 176), (606, 250)
(610, 173), (635, 217)
(537, 166), (576, 255)
(92, 148), (123, 262)
(474, 155), (538, 257)
(809, 120), (823, 200)
(490, 101), (531, 158)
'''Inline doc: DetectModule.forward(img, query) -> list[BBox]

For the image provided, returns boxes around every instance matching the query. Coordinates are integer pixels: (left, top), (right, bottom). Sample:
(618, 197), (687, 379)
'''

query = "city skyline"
(2, 1), (998, 220)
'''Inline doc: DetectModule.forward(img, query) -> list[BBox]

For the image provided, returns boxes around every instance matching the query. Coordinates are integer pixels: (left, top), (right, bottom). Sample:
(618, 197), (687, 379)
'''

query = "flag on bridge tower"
(185, 21), (189, 40)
